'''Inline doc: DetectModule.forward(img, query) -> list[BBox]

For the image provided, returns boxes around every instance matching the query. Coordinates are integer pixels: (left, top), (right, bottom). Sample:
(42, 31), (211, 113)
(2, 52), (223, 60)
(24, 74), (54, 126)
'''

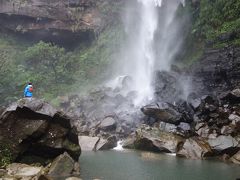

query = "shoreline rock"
(0, 98), (81, 168)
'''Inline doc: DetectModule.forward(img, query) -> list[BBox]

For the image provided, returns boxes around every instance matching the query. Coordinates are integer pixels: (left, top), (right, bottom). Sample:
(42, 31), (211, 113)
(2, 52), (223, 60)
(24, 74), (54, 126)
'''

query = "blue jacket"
(24, 85), (33, 97)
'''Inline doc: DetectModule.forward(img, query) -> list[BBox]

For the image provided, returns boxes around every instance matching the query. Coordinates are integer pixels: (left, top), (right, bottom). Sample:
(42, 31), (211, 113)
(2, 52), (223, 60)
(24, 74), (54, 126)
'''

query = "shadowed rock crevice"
(0, 13), (95, 48)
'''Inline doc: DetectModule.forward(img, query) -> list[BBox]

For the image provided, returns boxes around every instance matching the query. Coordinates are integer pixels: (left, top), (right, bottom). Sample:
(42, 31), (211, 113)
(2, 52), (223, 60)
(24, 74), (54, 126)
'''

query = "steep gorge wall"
(0, 0), (124, 46)
(191, 46), (240, 96)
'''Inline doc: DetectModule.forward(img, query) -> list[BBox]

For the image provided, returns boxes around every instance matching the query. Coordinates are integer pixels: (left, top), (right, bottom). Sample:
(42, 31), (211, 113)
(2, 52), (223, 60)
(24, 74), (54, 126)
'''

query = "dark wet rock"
(159, 121), (191, 137)
(125, 125), (184, 153)
(219, 89), (240, 104)
(153, 70), (190, 103)
(60, 86), (143, 140)
(47, 152), (75, 177)
(99, 117), (117, 131)
(201, 95), (218, 106)
(209, 113), (219, 118)
(191, 46), (240, 96)
(208, 135), (239, 152)
(177, 101), (195, 123)
(177, 137), (212, 159)
(0, 98), (81, 165)
(187, 97), (202, 110)
(141, 103), (183, 125)
(207, 105), (218, 112)
(215, 118), (230, 127)
(230, 150), (240, 165)
(96, 136), (117, 150)
(78, 136), (99, 151)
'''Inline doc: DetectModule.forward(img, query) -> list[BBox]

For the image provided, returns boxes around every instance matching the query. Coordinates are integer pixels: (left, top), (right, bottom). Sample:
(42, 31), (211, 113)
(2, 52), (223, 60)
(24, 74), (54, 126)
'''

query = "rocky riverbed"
(0, 46), (240, 179)
(55, 46), (240, 165)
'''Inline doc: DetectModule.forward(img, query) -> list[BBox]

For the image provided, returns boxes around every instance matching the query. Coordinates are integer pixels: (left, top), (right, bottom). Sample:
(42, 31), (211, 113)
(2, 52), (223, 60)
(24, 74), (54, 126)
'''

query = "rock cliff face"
(191, 46), (240, 96)
(0, 0), (123, 46)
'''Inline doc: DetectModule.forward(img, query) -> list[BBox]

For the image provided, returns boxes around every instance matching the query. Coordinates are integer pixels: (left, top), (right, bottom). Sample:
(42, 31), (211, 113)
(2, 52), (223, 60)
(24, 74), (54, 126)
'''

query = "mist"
(109, 0), (189, 106)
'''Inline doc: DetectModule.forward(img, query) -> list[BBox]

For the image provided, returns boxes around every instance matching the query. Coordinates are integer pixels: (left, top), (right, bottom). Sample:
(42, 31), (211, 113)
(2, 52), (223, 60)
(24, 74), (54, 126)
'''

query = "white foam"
(165, 153), (177, 156)
(113, 141), (124, 151)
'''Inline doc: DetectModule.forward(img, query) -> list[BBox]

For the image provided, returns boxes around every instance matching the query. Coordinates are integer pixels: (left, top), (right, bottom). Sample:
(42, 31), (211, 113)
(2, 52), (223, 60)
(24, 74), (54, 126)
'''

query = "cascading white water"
(131, 0), (160, 105)
(109, 0), (186, 106)
(118, 0), (186, 106)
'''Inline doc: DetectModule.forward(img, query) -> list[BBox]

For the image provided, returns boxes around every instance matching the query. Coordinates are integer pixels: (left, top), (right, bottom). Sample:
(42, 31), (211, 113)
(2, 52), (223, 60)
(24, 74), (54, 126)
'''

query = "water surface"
(79, 150), (240, 180)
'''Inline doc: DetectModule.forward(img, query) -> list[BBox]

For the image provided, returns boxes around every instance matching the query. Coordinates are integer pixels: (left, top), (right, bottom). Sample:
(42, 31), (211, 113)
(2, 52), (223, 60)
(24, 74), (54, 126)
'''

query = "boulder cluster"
(59, 83), (144, 151)
(123, 89), (240, 164)
(0, 98), (81, 179)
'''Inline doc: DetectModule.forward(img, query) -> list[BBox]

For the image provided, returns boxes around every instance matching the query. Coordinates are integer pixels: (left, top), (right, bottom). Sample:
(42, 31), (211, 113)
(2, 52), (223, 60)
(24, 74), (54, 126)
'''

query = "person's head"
(28, 82), (32, 85)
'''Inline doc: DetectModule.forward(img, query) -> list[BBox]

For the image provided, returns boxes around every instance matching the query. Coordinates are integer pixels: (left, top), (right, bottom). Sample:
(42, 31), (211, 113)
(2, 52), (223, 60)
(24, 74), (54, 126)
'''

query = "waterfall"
(112, 0), (186, 106)
(131, 0), (159, 105)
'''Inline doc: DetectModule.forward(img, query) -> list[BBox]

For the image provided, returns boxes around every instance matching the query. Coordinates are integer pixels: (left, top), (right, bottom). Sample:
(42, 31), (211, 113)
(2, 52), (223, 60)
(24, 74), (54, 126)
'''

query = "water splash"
(113, 141), (124, 151)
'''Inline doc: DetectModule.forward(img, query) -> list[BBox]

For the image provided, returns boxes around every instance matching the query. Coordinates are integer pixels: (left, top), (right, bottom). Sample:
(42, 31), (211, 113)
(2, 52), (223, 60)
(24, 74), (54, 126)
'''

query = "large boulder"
(207, 135), (239, 152)
(177, 137), (213, 159)
(141, 103), (183, 125)
(5, 163), (43, 179)
(219, 89), (240, 104)
(78, 135), (117, 151)
(78, 136), (100, 151)
(0, 98), (81, 167)
(47, 152), (76, 177)
(99, 117), (117, 131)
(96, 136), (117, 150)
(153, 70), (188, 103)
(124, 125), (184, 153)
(1, 152), (80, 179)
(187, 94), (202, 110)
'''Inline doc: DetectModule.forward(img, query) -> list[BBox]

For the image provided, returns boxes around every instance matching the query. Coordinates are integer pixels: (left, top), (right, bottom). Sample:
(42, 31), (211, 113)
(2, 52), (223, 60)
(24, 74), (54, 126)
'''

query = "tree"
(22, 41), (79, 96)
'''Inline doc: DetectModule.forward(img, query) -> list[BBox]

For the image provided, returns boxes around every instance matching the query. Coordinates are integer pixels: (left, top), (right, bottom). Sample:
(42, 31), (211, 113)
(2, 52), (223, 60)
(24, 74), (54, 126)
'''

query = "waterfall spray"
(112, 0), (187, 106)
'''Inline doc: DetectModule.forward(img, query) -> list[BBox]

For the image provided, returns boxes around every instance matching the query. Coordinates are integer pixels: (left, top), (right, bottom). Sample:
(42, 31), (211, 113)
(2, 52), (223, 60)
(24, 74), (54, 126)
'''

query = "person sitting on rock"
(24, 82), (33, 98)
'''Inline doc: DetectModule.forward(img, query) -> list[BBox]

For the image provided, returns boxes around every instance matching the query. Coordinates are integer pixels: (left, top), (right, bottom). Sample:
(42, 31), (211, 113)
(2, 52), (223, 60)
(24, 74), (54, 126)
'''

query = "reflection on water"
(79, 150), (240, 180)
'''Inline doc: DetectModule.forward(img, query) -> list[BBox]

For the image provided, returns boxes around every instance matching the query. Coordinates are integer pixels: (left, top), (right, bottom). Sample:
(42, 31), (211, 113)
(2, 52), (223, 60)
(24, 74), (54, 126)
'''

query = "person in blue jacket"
(24, 82), (33, 98)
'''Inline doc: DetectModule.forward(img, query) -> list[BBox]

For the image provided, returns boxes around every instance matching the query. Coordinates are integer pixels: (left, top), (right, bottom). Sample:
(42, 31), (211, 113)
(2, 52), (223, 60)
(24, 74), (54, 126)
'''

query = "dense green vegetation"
(179, 0), (240, 66)
(192, 0), (240, 44)
(0, 23), (124, 105)
(0, 142), (13, 168)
